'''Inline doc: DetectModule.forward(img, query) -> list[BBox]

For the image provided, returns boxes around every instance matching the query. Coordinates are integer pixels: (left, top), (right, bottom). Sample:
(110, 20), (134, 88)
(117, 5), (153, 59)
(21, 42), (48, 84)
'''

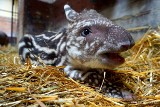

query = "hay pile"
(0, 30), (160, 106)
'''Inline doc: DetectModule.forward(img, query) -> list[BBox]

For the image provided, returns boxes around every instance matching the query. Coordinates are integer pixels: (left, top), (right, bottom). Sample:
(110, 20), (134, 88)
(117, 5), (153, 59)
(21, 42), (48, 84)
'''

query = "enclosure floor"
(0, 30), (160, 106)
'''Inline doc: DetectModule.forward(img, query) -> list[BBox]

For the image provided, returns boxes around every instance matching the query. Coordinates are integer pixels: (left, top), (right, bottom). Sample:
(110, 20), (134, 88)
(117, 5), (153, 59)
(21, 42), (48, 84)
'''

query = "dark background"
(20, 0), (160, 42)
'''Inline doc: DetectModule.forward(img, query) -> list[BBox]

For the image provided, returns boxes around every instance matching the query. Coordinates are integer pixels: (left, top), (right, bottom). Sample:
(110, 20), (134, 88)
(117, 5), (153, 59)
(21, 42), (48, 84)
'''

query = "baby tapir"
(19, 4), (135, 99)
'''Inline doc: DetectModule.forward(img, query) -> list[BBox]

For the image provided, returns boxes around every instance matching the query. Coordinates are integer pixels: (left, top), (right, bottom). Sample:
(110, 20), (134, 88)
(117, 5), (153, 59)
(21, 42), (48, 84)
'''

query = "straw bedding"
(0, 30), (160, 106)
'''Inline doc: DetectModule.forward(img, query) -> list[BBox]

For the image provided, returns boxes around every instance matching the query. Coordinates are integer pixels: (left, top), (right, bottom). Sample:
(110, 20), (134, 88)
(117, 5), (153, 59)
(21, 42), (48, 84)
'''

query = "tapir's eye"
(80, 28), (91, 37)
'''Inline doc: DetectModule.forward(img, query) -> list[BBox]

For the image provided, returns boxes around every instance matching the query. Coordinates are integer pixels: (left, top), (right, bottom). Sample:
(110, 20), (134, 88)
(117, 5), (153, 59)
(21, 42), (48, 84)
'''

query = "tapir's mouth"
(99, 52), (125, 69)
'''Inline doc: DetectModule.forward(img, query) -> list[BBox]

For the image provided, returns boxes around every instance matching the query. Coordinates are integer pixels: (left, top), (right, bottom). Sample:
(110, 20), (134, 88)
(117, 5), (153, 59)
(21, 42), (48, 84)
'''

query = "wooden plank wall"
(22, 0), (110, 35)
(18, 0), (160, 42)
(101, 0), (160, 41)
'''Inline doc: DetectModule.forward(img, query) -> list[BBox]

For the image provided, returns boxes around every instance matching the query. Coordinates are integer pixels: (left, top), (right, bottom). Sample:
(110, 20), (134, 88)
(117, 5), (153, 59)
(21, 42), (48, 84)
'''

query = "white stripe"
(22, 49), (30, 60)
(35, 34), (50, 40)
(59, 42), (66, 52)
(57, 56), (66, 66)
(43, 58), (57, 64)
(51, 33), (63, 42)
(69, 70), (77, 78)
(31, 36), (57, 54)
(18, 42), (26, 49)
(56, 36), (65, 51)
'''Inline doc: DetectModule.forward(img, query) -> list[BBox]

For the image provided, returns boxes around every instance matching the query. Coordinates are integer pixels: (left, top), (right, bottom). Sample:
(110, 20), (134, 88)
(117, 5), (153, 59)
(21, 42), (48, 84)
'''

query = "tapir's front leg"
(64, 66), (134, 99)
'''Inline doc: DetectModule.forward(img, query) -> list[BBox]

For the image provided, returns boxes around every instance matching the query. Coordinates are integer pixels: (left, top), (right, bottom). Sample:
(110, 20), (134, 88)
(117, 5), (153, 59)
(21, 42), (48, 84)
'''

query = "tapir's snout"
(105, 25), (135, 52)
(119, 30), (135, 51)
(95, 25), (135, 69)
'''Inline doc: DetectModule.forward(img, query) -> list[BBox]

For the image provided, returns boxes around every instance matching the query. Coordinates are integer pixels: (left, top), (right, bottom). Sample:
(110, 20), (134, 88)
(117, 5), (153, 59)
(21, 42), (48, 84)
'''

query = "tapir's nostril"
(120, 39), (135, 51)
(130, 39), (135, 48)
(121, 44), (130, 51)
(128, 36), (135, 49)
(121, 31), (135, 51)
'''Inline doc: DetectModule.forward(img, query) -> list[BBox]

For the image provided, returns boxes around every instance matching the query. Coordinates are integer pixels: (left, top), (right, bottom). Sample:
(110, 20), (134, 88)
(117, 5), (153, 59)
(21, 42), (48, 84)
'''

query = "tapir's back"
(18, 30), (67, 66)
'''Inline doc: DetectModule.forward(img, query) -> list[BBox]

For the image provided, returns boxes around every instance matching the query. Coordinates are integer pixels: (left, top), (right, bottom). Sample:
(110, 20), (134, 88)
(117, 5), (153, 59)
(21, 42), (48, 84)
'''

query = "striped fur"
(18, 4), (135, 99)
(19, 30), (67, 66)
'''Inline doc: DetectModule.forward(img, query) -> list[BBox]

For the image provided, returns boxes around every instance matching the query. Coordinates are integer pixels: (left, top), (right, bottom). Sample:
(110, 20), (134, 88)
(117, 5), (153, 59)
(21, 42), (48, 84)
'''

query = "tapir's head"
(64, 4), (134, 69)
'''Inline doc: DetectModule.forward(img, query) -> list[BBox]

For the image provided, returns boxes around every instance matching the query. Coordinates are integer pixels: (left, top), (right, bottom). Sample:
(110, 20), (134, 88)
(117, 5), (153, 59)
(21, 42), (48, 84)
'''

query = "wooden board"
(101, 0), (160, 41)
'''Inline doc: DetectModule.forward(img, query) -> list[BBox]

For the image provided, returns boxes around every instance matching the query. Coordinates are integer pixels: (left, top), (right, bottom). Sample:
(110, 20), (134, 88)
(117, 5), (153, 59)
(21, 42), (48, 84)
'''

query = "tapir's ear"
(64, 4), (79, 22)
